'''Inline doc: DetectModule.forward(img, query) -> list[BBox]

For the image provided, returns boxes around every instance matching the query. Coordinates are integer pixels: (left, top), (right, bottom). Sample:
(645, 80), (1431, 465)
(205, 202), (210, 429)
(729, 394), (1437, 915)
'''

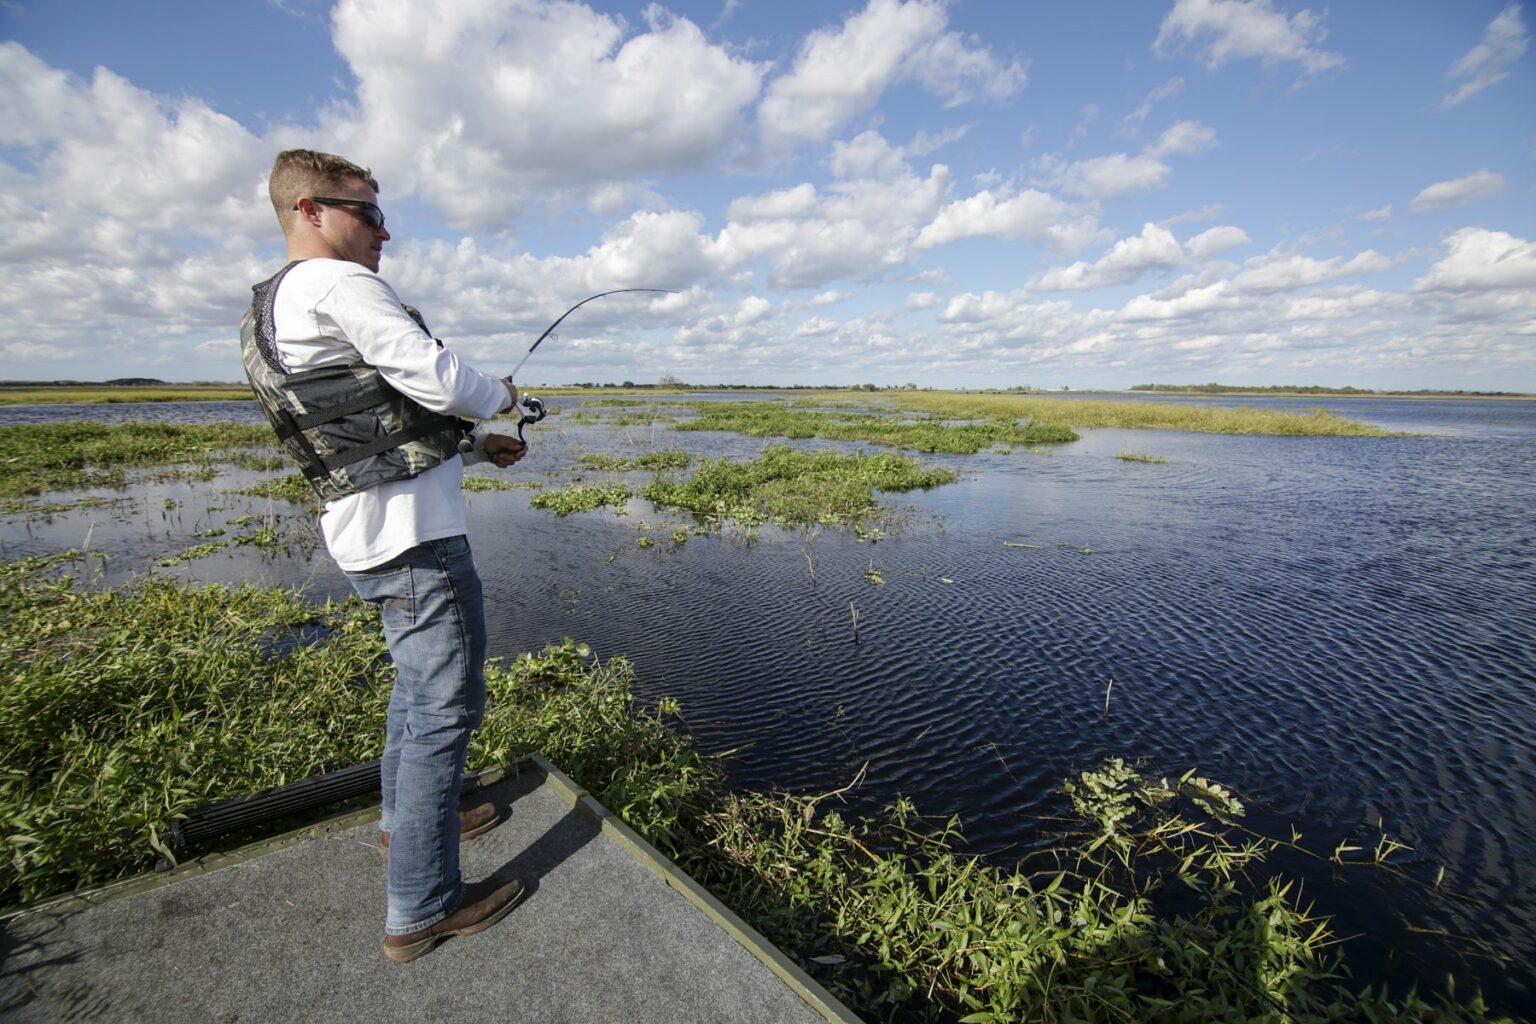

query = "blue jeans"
(344, 535), (487, 934)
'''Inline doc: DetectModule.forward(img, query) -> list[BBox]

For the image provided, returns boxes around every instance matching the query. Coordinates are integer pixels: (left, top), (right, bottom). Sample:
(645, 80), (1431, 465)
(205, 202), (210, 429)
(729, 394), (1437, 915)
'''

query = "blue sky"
(2, 0), (1532, 390)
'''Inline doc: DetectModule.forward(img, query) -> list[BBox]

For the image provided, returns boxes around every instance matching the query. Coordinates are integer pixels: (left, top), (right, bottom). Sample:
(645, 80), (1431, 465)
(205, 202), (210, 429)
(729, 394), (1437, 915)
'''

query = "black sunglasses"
(297, 196), (386, 231)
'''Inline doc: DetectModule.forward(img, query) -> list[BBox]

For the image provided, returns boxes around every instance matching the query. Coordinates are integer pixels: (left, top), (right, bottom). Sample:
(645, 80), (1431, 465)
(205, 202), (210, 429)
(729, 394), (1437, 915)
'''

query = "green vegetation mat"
(888, 393), (1394, 436)
(0, 422), (270, 497)
(0, 556), (1505, 1022)
(0, 387), (254, 406)
(675, 400), (1079, 453)
(578, 451), (691, 471)
(529, 482), (633, 515)
(643, 445), (957, 527)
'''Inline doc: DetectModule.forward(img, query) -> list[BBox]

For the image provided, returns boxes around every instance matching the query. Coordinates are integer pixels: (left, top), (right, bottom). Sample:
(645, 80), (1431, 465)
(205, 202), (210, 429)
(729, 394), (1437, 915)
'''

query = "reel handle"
(515, 394), (547, 443)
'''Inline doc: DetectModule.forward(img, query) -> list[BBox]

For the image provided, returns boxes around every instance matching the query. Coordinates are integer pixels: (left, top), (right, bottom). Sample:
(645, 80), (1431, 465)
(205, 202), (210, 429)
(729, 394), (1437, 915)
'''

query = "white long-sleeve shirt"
(270, 258), (512, 571)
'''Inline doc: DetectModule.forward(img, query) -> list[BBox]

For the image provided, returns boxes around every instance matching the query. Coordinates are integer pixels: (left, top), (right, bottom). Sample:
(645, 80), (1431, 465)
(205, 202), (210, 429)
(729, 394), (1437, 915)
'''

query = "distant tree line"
(0, 379), (237, 388)
(563, 380), (926, 391)
(1130, 382), (1527, 397)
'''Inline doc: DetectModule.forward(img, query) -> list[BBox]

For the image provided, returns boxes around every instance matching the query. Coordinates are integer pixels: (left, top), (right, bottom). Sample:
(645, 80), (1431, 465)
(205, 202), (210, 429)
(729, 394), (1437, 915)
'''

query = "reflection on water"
(3, 394), (1534, 1012)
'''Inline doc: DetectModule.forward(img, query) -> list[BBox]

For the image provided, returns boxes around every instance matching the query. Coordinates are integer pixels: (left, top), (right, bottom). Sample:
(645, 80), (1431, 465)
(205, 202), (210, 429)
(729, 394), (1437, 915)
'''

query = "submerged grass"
(886, 392), (1394, 436)
(676, 400), (1078, 453)
(578, 451), (691, 471)
(0, 422), (270, 497)
(643, 444), (957, 527)
(232, 472), (319, 507)
(462, 476), (543, 492)
(0, 556), (1507, 1023)
(0, 495), (136, 518)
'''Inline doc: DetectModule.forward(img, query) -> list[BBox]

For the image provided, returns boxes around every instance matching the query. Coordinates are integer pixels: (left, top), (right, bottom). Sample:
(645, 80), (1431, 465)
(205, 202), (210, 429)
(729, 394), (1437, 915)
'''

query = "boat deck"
(0, 756), (859, 1024)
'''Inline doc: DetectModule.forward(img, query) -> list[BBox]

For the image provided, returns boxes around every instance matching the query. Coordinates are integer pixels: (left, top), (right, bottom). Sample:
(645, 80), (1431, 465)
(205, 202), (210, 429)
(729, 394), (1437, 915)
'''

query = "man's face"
(314, 176), (390, 272)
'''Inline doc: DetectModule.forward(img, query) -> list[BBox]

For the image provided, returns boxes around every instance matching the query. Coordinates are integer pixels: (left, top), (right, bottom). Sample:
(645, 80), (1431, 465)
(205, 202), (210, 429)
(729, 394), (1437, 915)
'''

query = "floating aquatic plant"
(529, 482), (633, 516)
(643, 445), (956, 528)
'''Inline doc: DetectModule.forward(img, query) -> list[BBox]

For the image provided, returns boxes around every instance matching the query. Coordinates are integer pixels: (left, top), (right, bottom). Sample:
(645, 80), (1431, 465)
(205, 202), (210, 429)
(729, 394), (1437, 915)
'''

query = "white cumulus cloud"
(758, 0), (1025, 147)
(328, 0), (763, 228)
(1413, 228), (1536, 292)
(1409, 170), (1507, 212)
(1154, 0), (1345, 76)
(735, 296), (773, 324)
(1045, 120), (1217, 199)
(1032, 223), (1185, 291)
(915, 188), (1086, 251)
(1231, 248), (1392, 292)
(1186, 225), (1251, 259)
(1145, 119), (1219, 159)
(794, 316), (840, 337)
(712, 152), (952, 289)
(728, 184), (820, 221)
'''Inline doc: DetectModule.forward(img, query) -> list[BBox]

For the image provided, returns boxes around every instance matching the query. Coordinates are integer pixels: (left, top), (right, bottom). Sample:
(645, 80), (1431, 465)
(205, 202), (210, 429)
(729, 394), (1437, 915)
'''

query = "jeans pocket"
(348, 563), (416, 630)
(433, 534), (470, 560)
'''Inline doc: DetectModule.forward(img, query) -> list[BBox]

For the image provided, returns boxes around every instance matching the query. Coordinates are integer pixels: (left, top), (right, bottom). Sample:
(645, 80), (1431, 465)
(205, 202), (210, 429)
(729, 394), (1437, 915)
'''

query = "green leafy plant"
(529, 482), (633, 515)
(643, 445), (956, 528)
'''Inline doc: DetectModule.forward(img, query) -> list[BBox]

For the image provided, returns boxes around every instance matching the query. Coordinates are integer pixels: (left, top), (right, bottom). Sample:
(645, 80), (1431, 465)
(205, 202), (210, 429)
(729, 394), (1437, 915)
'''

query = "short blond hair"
(268, 149), (380, 225)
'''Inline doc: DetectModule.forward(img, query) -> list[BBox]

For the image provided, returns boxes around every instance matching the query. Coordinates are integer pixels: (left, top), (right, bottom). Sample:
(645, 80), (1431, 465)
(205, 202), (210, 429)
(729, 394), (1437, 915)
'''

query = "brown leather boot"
(384, 877), (526, 964)
(378, 802), (502, 856)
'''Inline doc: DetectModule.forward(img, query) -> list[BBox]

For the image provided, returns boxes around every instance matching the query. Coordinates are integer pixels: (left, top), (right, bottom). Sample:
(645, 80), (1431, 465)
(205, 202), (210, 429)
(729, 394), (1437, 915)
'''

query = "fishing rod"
(459, 287), (675, 453)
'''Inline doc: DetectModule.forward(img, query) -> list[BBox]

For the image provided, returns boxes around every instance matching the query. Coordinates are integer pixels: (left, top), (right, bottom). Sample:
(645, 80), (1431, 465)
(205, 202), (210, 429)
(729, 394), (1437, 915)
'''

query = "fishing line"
(460, 287), (675, 453)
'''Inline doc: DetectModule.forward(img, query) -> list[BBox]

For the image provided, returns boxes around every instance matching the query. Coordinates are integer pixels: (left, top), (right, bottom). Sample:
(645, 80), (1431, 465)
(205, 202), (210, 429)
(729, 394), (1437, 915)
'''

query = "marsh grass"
(643, 445), (958, 527)
(578, 451), (691, 471)
(886, 393), (1394, 437)
(0, 422), (271, 497)
(0, 558), (1505, 1022)
(609, 413), (676, 426)
(233, 473), (320, 508)
(461, 476), (535, 492)
(1119, 451), (1168, 463)
(0, 495), (136, 518)
(675, 401), (1078, 453)
(156, 541), (229, 567)
(0, 386), (254, 405)
(227, 451), (289, 472)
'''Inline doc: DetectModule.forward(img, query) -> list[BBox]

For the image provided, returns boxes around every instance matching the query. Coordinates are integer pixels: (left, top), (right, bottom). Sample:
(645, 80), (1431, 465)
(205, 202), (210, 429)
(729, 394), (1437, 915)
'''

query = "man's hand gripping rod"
(459, 288), (674, 454)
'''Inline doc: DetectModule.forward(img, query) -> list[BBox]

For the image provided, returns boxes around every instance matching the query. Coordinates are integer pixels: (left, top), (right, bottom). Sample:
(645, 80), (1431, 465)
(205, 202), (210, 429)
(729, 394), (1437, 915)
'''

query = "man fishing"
(240, 149), (526, 963)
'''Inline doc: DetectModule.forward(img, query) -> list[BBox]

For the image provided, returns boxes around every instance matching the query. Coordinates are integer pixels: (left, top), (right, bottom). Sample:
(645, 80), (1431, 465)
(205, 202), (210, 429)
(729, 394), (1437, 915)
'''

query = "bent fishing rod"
(459, 287), (675, 453)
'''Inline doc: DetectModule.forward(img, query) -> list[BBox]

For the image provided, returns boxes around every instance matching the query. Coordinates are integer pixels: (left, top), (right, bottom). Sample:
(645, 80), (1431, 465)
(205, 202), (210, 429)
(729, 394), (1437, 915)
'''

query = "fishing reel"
(457, 394), (547, 455)
(514, 394), (546, 442)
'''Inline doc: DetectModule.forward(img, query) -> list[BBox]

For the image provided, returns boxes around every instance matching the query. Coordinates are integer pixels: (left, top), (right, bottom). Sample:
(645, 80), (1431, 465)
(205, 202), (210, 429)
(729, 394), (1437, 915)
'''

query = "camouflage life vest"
(239, 261), (466, 502)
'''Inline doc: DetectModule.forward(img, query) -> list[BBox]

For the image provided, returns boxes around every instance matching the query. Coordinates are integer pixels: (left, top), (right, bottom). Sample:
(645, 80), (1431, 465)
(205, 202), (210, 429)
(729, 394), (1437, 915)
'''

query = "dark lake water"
(3, 393), (1533, 1013)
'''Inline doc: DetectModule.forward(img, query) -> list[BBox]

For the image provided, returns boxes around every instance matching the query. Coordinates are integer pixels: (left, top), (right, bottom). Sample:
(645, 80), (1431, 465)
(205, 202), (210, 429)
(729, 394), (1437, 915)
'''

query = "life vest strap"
(272, 378), (398, 439)
(300, 414), (459, 480)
